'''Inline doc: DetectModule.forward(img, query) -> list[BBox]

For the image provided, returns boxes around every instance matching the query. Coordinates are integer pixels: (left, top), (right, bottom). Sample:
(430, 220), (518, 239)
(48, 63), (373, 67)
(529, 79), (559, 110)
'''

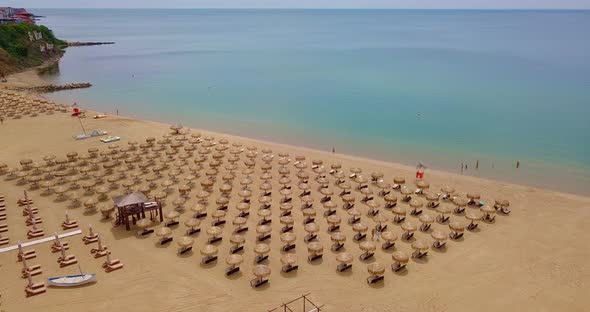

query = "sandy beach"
(1, 69), (589, 312)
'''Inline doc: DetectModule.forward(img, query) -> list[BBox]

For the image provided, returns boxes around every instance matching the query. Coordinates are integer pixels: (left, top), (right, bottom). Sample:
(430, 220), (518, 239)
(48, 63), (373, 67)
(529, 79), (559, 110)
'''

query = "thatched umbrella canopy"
(280, 215), (294, 226)
(392, 251), (409, 264)
(359, 241), (376, 253)
(336, 252), (353, 264)
(280, 232), (296, 244)
(136, 218), (153, 230)
(323, 200), (338, 210)
(206, 226), (222, 237)
(401, 187), (414, 196)
(453, 197), (468, 207)
(392, 206), (406, 216)
(431, 230), (447, 242)
(348, 208), (361, 217)
(441, 185), (455, 194)
(232, 216), (248, 227)
(184, 218), (201, 229)
(466, 192), (481, 200)
(302, 208), (317, 218)
(352, 223), (368, 233)
(384, 194), (398, 203)
(304, 222), (319, 234)
(226, 254), (244, 266)
(372, 213), (388, 225)
(254, 243), (270, 255)
(411, 240), (428, 251)
(236, 202), (250, 213)
(481, 205), (496, 214)
(252, 265), (271, 278)
(229, 234), (245, 245)
(177, 236), (194, 248)
(342, 194), (355, 203)
(416, 180), (430, 189)
(326, 214), (341, 225)
(200, 244), (218, 256)
(409, 199), (423, 209)
(367, 263), (385, 275)
(401, 221), (417, 232)
(331, 232), (346, 243)
(466, 211), (484, 221)
(449, 221), (465, 232)
(155, 227), (172, 238)
(307, 242), (323, 255)
(393, 176), (406, 184)
(258, 209), (272, 220)
(256, 224), (271, 235)
(381, 231), (397, 242)
(418, 214), (434, 224)
(281, 254), (298, 266)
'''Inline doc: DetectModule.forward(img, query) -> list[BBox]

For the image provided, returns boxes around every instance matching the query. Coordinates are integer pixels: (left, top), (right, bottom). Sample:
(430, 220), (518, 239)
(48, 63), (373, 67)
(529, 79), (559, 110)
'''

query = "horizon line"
(28, 7), (590, 10)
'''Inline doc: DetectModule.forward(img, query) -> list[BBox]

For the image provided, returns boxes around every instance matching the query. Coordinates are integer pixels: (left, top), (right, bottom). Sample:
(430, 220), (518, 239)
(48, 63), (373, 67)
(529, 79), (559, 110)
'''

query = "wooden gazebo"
(113, 192), (163, 230)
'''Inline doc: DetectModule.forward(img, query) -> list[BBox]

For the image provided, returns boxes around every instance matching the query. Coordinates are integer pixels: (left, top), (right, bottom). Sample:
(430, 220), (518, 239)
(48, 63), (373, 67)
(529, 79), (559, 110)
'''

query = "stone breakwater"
(67, 41), (115, 47)
(8, 82), (92, 93)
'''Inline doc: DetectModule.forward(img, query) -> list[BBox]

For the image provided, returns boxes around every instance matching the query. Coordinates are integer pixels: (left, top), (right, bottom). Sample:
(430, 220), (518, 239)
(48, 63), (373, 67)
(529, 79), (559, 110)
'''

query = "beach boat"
(47, 273), (97, 287)
(100, 136), (121, 143)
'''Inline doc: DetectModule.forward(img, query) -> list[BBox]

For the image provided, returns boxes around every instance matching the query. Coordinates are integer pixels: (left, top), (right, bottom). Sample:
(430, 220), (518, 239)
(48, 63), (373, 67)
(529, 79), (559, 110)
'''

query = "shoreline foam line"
(0, 229), (82, 253)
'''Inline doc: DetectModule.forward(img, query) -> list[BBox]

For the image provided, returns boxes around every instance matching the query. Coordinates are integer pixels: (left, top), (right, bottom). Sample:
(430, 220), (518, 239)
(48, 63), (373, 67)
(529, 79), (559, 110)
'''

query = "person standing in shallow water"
(517, 161), (520, 169)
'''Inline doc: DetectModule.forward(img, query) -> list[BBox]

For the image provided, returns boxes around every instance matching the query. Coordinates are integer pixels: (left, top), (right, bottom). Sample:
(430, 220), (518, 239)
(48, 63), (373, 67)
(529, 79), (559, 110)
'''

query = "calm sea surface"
(35, 9), (590, 195)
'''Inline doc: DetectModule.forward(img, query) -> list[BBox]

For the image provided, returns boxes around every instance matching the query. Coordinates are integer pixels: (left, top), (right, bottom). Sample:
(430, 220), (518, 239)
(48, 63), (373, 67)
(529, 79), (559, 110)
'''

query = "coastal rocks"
(67, 42), (115, 47)
(9, 83), (92, 93)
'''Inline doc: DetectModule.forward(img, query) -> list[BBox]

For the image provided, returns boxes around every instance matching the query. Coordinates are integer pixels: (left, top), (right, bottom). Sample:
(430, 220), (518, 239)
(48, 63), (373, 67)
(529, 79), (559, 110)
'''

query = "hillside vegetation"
(0, 23), (66, 75)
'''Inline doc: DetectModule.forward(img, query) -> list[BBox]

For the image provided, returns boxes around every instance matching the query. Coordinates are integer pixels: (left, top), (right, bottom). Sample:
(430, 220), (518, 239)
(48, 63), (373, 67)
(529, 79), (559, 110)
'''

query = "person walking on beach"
(476, 160), (479, 170)
(516, 161), (520, 169)
(416, 162), (426, 180)
(332, 147), (335, 154)
(116, 109), (119, 116)
(0, 116), (4, 125)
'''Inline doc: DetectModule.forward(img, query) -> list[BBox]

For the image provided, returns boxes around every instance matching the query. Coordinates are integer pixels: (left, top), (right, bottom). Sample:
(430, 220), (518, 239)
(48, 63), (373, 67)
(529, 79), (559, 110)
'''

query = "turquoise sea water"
(35, 9), (590, 195)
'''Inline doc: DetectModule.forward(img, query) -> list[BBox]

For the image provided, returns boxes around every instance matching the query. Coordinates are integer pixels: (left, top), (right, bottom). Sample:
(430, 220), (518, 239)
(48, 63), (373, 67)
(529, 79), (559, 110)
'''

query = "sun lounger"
(250, 278), (268, 288)
(412, 250), (428, 259)
(18, 249), (36, 261)
(304, 234), (317, 243)
(226, 266), (240, 276)
(353, 233), (366, 242)
(105, 262), (124, 272)
(359, 252), (374, 261)
(382, 241), (395, 250)
(367, 275), (384, 284)
(257, 234), (271, 242)
(230, 245), (244, 254)
(308, 253), (323, 262)
(331, 242), (344, 252)
(392, 263), (406, 272)
(27, 229), (45, 239)
(433, 241), (446, 249)
(25, 285), (46, 297)
(328, 224), (340, 232)
(59, 257), (78, 267)
(402, 232), (414, 240)
(22, 268), (43, 278)
(208, 236), (222, 244)
(337, 263), (352, 272)
(281, 225), (293, 233)
(201, 255), (218, 265)
(255, 255), (268, 264)
(450, 232), (463, 240)
(282, 243), (296, 252)
(282, 264), (298, 273)
(51, 242), (69, 253)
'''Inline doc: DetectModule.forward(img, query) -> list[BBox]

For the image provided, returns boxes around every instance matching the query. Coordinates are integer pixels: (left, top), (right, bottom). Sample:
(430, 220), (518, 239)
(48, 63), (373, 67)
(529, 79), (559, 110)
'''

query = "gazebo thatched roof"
(112, 192), (148, 208)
